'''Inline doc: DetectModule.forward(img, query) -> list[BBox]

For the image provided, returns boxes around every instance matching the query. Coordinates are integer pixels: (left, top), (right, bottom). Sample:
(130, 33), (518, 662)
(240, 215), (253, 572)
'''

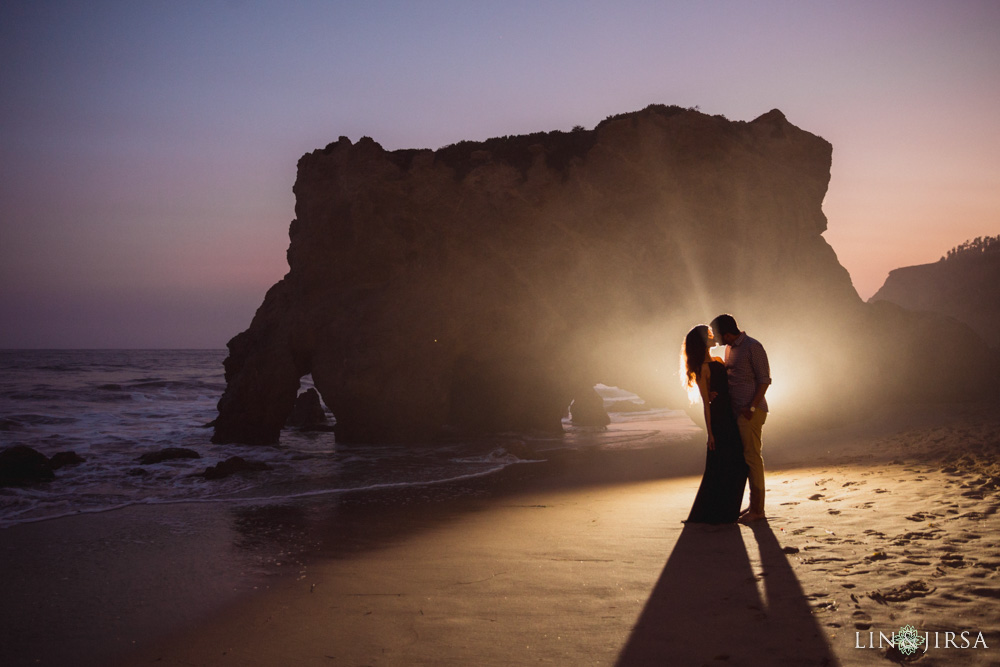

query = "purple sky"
(2, 1), (998, 348)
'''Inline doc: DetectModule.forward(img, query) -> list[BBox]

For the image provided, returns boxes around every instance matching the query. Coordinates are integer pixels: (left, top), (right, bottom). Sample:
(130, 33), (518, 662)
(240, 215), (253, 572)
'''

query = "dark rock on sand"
(201, 456), (273, 480)
(49, 451), (86, 470)
(137, 448), (202, 465)
(212, 104), (995, 446)
(0, 445), (55, 485)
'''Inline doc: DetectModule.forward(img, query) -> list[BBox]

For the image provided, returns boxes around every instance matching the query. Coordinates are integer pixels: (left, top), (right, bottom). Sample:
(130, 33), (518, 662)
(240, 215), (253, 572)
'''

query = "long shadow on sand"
(616, 521), (838, 666)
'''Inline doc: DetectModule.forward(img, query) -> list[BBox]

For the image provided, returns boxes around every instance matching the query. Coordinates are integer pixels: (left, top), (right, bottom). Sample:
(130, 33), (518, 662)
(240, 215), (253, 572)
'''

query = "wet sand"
(3, 402), (999, 666)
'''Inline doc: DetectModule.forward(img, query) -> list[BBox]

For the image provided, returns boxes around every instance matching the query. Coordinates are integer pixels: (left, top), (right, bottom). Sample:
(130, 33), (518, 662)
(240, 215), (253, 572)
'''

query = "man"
(710, 314), (771, 522)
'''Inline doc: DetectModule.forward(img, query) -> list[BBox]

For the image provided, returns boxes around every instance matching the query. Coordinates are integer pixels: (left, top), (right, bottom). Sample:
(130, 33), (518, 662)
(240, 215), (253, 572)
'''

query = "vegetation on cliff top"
(940, 235), (1000, 262)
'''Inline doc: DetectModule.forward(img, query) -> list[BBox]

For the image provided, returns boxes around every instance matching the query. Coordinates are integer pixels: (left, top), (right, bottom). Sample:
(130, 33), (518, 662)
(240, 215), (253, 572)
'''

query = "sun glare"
(685, 382), (700, 405)
(761, 356), (797, 413)
(681, 344), (794, 413)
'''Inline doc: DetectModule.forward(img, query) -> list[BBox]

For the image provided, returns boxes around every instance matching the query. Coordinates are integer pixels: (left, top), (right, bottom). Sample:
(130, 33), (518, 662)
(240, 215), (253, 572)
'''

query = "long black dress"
(685, 360), (749, 524)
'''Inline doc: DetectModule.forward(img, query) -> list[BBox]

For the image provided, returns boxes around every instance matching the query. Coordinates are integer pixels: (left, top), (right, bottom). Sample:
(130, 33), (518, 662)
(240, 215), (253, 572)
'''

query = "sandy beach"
(4, 401), (999, 667)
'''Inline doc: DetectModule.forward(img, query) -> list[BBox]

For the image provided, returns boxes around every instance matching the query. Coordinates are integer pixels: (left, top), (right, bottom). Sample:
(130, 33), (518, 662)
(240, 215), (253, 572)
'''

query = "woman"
(681, 325), (749, 524)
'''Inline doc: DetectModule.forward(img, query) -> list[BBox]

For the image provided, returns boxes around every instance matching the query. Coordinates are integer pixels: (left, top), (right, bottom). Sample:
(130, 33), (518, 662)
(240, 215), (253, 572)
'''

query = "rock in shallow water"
(49, 451), (85, 470)
(137, 448), (201, 465)
(286, 388), (328, 429)
(570, 386), (611, 428)
(0, 445), (54, 485)
(200, 456), (273, 480)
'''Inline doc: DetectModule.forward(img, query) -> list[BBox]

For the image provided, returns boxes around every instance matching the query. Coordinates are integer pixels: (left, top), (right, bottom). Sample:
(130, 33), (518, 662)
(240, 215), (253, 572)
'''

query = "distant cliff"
(212, 105), (990, 445)
(871, 237), (1000, 347)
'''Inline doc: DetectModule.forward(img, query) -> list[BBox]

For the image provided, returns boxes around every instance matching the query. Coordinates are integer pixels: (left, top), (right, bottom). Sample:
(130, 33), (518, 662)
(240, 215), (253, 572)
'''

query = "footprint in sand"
(900, 558), (932, 566)
(895, 530), (944, 542)
(808, 493), (825, 500)
(939, 553), (968, 568)
(939, 592), (973, 602)
(868, 580), (936, 604)
(968, 587), (1000, 599)
(802, 555), (847, 565)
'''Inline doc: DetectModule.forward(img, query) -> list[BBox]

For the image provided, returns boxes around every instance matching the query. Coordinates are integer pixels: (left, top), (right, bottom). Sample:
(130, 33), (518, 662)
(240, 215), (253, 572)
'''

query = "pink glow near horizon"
(1, 1), (998, 348)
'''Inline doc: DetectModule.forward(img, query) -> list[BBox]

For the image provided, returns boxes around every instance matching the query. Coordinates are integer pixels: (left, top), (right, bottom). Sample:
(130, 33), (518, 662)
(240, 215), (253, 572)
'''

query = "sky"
(1, 1), (998, 349)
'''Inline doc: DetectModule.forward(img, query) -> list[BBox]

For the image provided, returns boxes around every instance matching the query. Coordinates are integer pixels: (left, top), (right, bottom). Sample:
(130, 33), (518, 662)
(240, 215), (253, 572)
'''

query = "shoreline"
(0, 422), (706, 667)
(3, 402), (998, 666)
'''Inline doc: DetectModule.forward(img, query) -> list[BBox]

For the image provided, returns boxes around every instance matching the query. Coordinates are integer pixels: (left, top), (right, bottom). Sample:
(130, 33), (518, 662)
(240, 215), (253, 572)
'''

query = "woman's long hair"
(681, 325), (710, 389)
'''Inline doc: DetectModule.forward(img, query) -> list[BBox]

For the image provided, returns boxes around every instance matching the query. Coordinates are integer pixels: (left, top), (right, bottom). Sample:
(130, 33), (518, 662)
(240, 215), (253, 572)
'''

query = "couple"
(683, 314), (770, 525)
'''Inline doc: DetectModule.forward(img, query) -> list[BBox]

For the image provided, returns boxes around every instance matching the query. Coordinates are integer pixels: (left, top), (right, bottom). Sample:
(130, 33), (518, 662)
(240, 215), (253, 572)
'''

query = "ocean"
(0, 349), (698, 528)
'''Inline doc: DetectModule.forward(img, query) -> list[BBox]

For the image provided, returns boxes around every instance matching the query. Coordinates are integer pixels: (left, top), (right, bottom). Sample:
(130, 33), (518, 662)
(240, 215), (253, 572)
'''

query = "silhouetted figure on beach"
(681, 325), (748, 524)
(710, 314), (771, 523)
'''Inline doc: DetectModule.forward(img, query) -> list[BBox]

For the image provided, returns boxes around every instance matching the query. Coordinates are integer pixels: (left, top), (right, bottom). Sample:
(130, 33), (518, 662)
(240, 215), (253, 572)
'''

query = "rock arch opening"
(286, 373), (336, 432)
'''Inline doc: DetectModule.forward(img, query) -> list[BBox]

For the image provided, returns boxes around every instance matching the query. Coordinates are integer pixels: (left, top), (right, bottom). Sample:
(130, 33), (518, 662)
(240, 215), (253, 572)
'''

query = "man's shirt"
(724, 332), (771, 413)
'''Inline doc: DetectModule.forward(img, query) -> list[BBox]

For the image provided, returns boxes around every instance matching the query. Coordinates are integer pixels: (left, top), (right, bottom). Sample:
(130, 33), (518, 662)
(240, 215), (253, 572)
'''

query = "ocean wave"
(6, 391), (63, 401)
(0, 460), (530, 529)
(0, 350), (698, 531)
(0, 418), (26, 431)
(450, 447), (535, 465)
(2, 413), (79, 426)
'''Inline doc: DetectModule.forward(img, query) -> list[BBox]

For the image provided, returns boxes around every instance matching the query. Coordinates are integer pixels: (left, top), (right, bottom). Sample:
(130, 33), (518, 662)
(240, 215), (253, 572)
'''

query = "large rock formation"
(870, 239), (1000, 348)
(213, 105), (991, 445)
